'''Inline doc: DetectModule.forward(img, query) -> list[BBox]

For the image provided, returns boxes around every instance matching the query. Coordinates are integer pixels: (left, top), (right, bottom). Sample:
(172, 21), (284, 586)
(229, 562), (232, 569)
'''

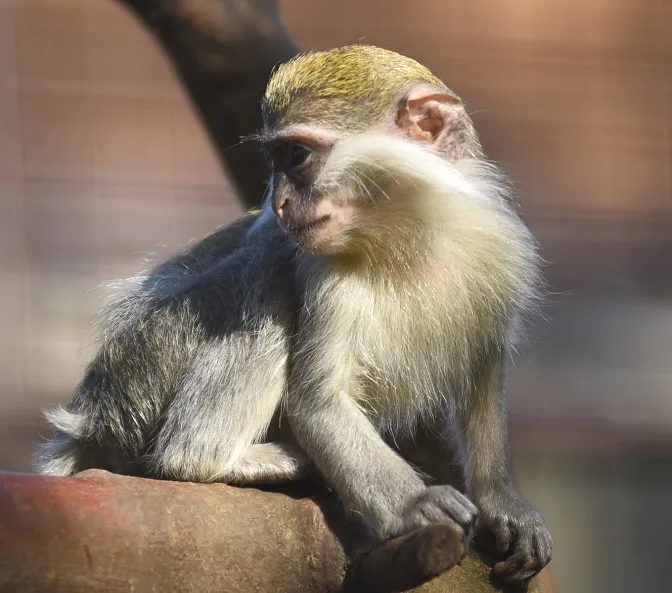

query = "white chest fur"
(322, 262), (500, 432)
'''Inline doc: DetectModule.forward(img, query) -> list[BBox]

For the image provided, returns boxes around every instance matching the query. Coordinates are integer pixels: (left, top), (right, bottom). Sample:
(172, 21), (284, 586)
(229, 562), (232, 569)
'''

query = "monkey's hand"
(477, 489), (553, 583)
(401, 485), (479, 541)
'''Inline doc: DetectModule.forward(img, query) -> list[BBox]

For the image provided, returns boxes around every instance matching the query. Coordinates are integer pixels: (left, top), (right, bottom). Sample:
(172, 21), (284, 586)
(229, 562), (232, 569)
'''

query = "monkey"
(37, 45), (552, 583)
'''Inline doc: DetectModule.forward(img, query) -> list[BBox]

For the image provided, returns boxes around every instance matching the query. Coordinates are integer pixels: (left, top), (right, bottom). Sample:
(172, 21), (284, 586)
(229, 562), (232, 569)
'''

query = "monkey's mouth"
(287, 215), (331, 236)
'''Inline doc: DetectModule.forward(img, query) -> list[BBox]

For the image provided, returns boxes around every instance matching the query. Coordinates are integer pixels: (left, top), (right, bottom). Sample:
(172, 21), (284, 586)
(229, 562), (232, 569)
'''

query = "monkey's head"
(260, 45), (483, 256)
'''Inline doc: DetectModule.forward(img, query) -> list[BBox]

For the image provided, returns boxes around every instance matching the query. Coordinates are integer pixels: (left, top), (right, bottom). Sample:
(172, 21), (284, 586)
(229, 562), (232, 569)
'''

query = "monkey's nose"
(273, 196), (288, 221)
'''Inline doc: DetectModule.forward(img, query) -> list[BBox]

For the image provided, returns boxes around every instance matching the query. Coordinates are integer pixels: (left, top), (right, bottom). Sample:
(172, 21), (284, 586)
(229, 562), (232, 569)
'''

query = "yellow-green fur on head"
(262, 45), (449, 130)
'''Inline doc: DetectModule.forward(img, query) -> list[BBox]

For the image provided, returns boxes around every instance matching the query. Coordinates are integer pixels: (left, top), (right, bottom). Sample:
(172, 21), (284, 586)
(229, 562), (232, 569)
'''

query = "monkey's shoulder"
(154, 213), (260, 275)
(126, 214), (294, 312)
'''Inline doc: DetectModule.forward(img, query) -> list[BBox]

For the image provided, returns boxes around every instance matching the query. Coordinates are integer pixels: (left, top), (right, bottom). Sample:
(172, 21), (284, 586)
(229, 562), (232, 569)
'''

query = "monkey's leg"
(287, 390), (478, 539)
(150, 332), (292, 483)
(450, 353), (553, 582)
(223, 443), (313, 485)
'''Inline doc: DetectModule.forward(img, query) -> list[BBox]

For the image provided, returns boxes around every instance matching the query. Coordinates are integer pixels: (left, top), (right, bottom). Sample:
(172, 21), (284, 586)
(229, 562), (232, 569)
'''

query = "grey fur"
(38, 214), (300, 482)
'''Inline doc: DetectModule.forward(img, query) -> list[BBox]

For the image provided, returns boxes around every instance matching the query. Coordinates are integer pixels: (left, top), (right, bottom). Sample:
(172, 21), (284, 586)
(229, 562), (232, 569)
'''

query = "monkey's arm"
(288, 389), (420, 535)
(451, 352), (553, 582)
(286, 382), (477, 540)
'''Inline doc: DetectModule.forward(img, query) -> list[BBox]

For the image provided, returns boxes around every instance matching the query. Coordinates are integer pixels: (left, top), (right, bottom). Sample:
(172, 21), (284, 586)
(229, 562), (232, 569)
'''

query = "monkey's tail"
(43, 406), (90, 440)
(36, 407), (104, 476)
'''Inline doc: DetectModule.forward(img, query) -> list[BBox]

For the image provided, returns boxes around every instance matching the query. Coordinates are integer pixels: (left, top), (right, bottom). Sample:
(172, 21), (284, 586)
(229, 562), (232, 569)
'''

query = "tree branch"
(118, 0), (299, 209)
(0, 470), (552, 593)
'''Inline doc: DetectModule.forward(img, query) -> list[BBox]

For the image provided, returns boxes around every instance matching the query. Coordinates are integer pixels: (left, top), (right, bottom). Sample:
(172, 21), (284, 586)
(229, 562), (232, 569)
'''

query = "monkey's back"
(38, 213), (299, 476)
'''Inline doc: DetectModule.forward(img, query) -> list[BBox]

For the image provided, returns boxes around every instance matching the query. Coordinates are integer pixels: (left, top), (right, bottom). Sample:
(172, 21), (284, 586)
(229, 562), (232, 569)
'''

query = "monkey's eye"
(288, 144), (312, 172)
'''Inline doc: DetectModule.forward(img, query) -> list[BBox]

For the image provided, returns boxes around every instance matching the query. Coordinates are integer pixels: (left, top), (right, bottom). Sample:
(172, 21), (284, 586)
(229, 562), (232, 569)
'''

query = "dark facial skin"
(263, 132), (352, 253)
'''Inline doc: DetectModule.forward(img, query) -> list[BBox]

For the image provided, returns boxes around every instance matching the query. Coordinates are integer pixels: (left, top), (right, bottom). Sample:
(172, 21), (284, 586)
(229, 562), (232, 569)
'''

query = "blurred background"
(0, 1), (670, 591)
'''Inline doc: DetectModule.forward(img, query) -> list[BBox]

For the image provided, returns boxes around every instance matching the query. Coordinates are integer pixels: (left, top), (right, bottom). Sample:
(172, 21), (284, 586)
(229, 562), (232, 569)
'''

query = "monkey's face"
(265, 127), (358, 254)
(263, 83), (478, 256)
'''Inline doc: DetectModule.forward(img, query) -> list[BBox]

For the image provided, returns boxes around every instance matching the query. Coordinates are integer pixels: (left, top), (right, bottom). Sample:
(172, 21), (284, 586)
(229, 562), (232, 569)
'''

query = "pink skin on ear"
(395, 84), (467, 159)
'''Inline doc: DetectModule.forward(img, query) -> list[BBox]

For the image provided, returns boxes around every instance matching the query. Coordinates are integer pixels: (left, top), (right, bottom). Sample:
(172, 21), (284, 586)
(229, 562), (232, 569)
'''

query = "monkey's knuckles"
(401, 485), (479, 537)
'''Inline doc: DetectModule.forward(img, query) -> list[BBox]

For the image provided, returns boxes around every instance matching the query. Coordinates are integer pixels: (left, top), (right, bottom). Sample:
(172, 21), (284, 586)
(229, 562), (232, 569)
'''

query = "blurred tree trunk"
(119, 0), (299, 209)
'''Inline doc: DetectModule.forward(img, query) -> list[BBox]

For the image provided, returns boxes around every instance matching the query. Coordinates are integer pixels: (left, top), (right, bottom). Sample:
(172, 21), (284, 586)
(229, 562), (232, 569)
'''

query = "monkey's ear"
(396, 84), (465, 151)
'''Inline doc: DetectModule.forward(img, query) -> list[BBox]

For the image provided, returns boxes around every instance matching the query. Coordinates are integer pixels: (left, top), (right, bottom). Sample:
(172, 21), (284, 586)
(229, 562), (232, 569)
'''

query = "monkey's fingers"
(492, 529), (549, 584)
(403, 485), (479, 537)
(535, 526), (554, 568)
(492, 518), (512, 553)
(450, 488), (480, 518)
(493, 554), (539, 584)
(412, 508), (468, 543)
